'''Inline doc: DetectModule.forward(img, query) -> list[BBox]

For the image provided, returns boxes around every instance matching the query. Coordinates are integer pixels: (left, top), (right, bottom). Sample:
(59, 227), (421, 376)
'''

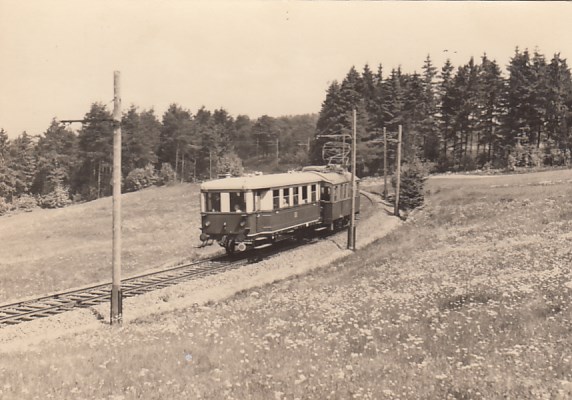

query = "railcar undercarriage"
(202, 217), (352, 255)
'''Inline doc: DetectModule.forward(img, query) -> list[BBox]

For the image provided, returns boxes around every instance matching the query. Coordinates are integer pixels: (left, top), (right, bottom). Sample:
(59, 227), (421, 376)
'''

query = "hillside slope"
(1, 169), (571, 399)
(0, 184), (210, 303)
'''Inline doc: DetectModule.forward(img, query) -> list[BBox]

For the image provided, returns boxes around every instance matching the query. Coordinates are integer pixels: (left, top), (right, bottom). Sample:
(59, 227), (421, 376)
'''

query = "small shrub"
(0, 197), (9, 216)
(436, 154), (452, 173)
(392, 160), (427, 211)
(156, 163), (175, 186)
(528, 147), (543, 168)
(217, 152), (244, 177)
(125, 164), (158, 192)
(459, 154), (476, 171)
(13, 194), (38, 212)
(39, 185), (72, 209)
(506, 153), (517, 171)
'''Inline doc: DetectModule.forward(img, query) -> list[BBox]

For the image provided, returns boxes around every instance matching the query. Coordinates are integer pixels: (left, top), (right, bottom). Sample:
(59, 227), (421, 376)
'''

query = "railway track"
(0, 255), (247, 328)
(0, 225), (335, 329)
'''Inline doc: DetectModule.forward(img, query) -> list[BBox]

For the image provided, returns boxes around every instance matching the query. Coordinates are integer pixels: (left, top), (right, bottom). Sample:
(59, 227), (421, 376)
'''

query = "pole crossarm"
(369, 138), (399, 144)
(60, 118), (115, 124)
(317, 134), (353, 140)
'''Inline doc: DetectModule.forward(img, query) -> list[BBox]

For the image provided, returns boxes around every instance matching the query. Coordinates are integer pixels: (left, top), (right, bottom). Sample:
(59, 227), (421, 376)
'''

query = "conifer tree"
(121, 106), (161, 173)
(0, 129), (16, 201)
(234, 115), (254, 161)
(313, 81), (345, 164)
(420, 55), (440, 161)
(504, 48), (534, 152)
(530, 51), (549, 150)
(34, 119), (78, 195)
(438, 59), (456, 168)
(478, 54), (505, 166)
(384, 67), (405, 131)
(361, 64), (379, 133)
(402, 72), (425, 161)
(545, 53), (572, 164)
(158, 104), (193, 181)
(9, 132), (37, 195)
(76, 103), (114, 199)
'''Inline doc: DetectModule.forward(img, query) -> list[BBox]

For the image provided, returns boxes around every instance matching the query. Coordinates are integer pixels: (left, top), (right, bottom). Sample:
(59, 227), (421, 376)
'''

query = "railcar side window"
(302, 186), (308, 203)
(293, 187), (299, 205)
(259, 189), (273, 211)
(230, 192), (246, 212)
(283, 188), (290, 207)
(273, 189), (280, 209)
(207, 192), (221, 212)
(311, 184), (317, 202)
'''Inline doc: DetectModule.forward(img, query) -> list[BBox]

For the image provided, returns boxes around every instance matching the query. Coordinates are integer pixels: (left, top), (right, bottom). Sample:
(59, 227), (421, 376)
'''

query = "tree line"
(312, 48), (572, 174)
(0, 105), (317, 211)
(1, 47), (571, 211)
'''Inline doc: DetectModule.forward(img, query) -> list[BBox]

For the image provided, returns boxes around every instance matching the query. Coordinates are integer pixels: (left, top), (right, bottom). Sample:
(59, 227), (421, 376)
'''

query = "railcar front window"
(207, 192), (221, 212)
(311, 184), (317, 202)
(230, 192), (246, 212)
(322, 186), (330, 201)
(302, 186), (308, 203)
(273, 189), (280, 209)
(293, 187), (299, 205)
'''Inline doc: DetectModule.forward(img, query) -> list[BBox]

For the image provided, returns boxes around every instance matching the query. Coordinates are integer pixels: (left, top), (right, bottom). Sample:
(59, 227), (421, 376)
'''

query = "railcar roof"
(200, 169), (356, 191)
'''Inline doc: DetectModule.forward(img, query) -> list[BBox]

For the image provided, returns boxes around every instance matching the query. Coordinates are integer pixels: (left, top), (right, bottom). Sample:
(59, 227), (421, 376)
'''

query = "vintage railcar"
(199, 166), (359, 254)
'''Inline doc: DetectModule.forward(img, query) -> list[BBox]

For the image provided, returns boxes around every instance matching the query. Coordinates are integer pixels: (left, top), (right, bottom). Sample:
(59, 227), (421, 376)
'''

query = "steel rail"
(0, 256), (240, 327)
(0, 225), (334, 328)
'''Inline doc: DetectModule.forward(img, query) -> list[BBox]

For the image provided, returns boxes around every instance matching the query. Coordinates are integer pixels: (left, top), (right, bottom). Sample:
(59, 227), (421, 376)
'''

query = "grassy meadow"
(1, 169), (572, 399)
(0, 184), (207, 303)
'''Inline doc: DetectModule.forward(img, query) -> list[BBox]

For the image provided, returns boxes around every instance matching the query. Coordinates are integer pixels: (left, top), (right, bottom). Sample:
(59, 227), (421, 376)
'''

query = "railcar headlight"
(204, 221), (211, 227)
(240, 220), (246, 227)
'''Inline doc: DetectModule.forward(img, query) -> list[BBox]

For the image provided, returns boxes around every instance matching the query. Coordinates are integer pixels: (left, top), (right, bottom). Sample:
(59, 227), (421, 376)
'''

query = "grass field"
(1, 169), (572, 399)
(0, 184), (209, 303)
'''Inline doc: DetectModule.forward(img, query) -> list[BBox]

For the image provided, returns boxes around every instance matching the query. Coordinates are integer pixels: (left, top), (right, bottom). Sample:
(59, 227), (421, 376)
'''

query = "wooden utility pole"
(111, 71), (122, 325)
(394, 125), (402, 217)
(348, 109), (357, 250)
(276, 138), (280, 161)
(181, 154), (185, 184)
(209, 149), (212, 180)
(342, 130), (346, 166)
(383, 127), (388, 199)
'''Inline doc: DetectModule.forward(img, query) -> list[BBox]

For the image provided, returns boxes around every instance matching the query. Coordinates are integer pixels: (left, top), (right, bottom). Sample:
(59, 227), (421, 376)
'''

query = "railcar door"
(255, 189), (274, 232)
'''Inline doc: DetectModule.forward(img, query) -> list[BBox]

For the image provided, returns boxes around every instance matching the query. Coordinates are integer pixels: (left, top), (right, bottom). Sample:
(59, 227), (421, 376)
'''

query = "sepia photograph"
(1, 1), (572, 399)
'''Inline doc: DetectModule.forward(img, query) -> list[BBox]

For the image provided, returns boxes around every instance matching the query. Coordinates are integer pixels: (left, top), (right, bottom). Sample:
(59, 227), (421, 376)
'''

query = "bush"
(392, 160), (427, 212)
(124, 164), (158, 192)
(459, 154), (477, 171)
(156, 163), (175, 186)
(13, 194), (38, 212)
(0, 197), (9, 216)
(39, 185), (72, 209)
(217, 152), (244, 177)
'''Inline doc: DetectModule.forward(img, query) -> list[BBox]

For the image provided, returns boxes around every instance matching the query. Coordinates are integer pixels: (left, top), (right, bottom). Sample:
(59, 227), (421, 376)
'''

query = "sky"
(1, 1), (572, 138)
